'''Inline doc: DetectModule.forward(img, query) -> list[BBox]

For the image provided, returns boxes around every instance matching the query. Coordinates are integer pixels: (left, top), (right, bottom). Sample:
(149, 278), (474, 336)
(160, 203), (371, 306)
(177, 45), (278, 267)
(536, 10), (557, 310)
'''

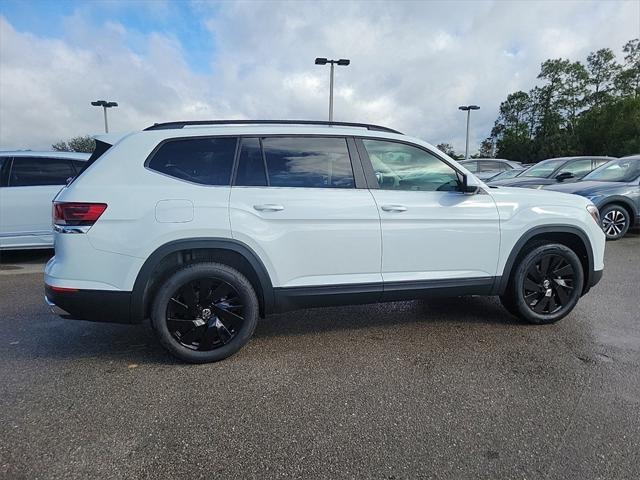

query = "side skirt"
(273, 277), (498, 313)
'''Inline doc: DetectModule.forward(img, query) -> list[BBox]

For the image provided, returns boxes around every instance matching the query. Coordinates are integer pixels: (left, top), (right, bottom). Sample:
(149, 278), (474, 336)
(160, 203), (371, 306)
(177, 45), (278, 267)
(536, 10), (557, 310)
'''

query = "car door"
(356, 138), (500, 298)
(0, 156), (75, 249)
(229, 136), (382, 294)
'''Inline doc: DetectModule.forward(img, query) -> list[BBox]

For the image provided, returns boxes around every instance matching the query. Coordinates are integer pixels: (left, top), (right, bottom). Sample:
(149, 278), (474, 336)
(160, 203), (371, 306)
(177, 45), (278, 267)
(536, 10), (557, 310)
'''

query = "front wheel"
(151, 262), (259, 363)
(500, 243), (584, 324)
(600, 204), (630, 240)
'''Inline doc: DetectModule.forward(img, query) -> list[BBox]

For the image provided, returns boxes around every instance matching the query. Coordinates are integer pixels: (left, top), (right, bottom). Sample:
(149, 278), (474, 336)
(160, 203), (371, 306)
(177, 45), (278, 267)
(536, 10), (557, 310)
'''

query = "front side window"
(362, 139), (459, 191)
(556, 159), (593, 178)
(262, 137), (354, 188)
(9, 157), (75, 186)
(148, 137), (237, 185)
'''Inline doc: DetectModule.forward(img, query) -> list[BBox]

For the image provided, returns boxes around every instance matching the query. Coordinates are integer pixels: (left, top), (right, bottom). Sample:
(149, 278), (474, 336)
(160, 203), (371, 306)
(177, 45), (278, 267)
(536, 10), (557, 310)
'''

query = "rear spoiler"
(78, 132), (133, 175)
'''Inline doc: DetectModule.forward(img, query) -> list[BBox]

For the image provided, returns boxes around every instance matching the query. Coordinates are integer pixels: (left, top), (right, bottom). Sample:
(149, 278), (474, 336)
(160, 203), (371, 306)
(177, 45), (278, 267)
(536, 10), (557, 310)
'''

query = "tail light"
(53, 202), (107, 226)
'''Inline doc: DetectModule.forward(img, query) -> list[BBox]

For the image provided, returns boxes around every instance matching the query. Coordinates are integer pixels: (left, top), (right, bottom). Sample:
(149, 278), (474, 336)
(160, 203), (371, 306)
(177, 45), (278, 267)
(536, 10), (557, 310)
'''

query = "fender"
(130, 238), (275, 321)
(494, 225), (595, 295)
(598, 196), (638, 220)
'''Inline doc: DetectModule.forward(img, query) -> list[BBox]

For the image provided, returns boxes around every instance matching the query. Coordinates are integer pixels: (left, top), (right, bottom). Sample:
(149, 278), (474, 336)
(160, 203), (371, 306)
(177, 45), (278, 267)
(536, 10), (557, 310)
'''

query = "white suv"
(0, 151), (88, 249)
(45, 120), (605, 363)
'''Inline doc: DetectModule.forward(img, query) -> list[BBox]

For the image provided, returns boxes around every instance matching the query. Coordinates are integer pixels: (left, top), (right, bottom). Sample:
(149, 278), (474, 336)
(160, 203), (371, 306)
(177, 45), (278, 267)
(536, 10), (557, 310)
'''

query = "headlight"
(586, 204), (600, 225)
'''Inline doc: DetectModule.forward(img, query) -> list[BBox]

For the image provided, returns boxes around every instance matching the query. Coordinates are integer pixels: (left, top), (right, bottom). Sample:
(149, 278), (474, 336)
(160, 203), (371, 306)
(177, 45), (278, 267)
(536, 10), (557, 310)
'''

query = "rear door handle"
(253, 204), (285, 212)
(380, 205), (408, 212)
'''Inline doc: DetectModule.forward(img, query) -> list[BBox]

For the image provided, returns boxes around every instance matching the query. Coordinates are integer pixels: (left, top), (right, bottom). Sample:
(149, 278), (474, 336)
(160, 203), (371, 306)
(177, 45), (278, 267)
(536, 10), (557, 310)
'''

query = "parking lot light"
(91, 100), (118, 133)
(315, 57), (351, 121)
(458, 105), (480, 159)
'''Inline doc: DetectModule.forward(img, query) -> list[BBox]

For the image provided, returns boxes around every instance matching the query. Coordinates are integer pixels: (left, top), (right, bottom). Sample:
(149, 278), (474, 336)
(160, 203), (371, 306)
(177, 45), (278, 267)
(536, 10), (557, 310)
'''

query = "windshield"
(520, 159), (567, 178)
(583, 158), (640, 182)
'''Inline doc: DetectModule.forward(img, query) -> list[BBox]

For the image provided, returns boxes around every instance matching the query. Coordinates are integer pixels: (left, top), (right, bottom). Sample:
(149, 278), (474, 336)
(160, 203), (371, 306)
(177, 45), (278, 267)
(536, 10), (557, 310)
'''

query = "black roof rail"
(143, 119), (403, 135)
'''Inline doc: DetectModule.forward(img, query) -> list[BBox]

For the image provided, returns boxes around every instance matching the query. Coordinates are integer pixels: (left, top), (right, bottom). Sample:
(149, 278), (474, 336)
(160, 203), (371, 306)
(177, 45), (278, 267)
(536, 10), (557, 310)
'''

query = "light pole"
(91, 100), (118, 133)
(315, 58), (350, 121)
(458, 105), (480, 159)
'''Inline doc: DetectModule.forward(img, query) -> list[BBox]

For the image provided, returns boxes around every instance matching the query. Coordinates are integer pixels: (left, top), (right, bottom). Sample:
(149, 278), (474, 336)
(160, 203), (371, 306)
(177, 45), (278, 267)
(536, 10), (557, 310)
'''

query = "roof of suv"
(143, 119), (403, 134)
(0, 150), (89, 160)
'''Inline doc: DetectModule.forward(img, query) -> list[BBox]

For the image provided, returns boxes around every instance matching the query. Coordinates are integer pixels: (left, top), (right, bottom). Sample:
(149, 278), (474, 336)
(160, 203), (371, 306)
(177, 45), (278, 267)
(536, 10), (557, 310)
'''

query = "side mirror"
(556, 171), (574, 182)
(459, 173), (479, 194)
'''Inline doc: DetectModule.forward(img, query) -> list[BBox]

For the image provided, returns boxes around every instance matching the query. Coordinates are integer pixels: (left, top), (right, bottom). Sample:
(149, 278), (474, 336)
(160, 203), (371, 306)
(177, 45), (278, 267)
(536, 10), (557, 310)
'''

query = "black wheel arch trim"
(598, 198), (637, 225)
(130, 238), (275, 322)
(495, 225), (596, 296)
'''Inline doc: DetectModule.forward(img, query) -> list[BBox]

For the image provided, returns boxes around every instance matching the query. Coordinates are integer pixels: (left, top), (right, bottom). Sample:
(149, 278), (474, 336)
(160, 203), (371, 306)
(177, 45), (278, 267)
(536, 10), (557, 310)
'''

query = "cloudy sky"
(1, 0), (638, 152)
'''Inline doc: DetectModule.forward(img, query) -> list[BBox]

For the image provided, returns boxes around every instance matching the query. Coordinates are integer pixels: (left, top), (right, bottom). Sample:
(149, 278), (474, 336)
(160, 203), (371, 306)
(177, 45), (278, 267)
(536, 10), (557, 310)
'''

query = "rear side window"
(148, 137), (237, 185)
(9, 157), (75, 186)
(480, 161), (508, 171)
(462, 161), (478, 172)
(71, 160), (86, 174)
(262, 137), (354, 188)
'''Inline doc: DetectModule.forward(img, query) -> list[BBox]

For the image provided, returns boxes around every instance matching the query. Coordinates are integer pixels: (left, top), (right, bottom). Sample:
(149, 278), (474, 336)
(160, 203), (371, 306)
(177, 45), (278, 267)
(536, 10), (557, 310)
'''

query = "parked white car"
(0, 151), (88, 249)
(44, 120), (605, 363)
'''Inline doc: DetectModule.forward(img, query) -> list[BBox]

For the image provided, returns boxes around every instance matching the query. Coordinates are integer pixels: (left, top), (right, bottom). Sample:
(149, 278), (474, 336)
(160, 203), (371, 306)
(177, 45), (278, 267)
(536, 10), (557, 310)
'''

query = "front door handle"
(380, 205), (408, 212)
(253, 204), (285, 212)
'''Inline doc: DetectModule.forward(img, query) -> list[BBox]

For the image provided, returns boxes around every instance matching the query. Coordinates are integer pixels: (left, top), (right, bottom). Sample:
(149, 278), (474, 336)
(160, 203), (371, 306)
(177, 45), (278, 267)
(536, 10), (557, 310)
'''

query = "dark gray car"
(544, 156), (640, 240)
(488, 156), (614, 188)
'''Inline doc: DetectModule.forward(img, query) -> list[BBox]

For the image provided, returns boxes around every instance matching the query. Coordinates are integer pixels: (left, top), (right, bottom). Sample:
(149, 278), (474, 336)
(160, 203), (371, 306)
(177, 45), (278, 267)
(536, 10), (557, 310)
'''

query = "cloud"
(1, 0), (639, 154)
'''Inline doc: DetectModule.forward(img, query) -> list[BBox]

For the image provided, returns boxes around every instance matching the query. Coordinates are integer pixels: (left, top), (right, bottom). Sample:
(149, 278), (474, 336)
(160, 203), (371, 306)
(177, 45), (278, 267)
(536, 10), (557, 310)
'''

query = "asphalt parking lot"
(1, 235), (639, 480)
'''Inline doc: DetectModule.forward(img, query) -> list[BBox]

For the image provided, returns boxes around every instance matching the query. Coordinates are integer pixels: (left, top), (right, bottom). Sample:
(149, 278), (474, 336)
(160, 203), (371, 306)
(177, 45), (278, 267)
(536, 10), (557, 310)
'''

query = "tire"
(600, 204), (630, 240)
(500, 243), (584, 324)
(150, 262), (259, 363)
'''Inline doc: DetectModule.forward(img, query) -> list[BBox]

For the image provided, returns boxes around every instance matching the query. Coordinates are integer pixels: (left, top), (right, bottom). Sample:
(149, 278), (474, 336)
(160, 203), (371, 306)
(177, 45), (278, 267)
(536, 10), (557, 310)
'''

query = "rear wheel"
(600, 204), (630, 240)
(151, 262), (258, 363)
(500, 243), (583, 324)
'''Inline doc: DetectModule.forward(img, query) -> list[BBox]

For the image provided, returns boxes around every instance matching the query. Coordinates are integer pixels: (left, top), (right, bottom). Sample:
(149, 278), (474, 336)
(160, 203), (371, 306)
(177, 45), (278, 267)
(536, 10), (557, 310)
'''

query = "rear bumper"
(44, 284), (132, 323)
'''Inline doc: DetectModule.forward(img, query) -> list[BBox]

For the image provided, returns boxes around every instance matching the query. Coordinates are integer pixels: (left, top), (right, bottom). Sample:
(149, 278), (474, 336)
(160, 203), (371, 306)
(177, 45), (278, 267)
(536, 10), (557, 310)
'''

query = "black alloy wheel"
(151, 263), (259, 363)
(167, 278), (244, 351)
(522, 253), (575, 315)
(500, 243), (584, 324)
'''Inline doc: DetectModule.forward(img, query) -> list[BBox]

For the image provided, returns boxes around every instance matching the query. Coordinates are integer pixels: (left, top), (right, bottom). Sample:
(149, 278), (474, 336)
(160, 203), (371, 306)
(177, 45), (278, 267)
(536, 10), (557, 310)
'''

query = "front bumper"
(44, 284), (133, 323)
(590, 269), (603, 288)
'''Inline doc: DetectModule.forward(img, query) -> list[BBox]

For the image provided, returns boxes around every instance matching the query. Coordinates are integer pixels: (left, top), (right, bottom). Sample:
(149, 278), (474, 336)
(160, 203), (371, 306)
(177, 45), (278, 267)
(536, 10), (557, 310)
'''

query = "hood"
(488, 185), (593, 212)
(488, 176), (556, 187)
(543, 180), (628, 196)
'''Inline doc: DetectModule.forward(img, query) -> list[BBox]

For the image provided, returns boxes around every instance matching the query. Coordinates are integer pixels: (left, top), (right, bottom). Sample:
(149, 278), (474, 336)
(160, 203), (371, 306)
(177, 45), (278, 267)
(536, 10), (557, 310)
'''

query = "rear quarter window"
(148, 137), (238, 185)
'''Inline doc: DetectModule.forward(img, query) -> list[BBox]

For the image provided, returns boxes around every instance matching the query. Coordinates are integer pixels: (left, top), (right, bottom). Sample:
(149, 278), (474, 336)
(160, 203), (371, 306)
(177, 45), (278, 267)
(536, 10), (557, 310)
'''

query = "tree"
(575, 96), (640, 156)
(52, 136), (95, 153)
(486, 38), (640, 162)
(435, 143), (461, 159)
(586, 48), (620, 106)
(615, 39), (640, 98)
(478, 138), (495, 158)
